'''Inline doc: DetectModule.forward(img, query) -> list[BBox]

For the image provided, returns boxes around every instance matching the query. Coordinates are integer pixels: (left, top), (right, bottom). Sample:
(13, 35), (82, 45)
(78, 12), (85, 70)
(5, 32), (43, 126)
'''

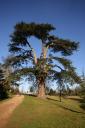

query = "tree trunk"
(59, 89), (62, 102)
(37, 80), (46, 98)
(37, 42), (48, 98)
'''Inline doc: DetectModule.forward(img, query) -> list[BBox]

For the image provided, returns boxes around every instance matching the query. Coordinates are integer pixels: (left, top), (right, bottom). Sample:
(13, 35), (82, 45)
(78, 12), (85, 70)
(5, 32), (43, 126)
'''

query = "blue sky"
(0, 0), (85, 77)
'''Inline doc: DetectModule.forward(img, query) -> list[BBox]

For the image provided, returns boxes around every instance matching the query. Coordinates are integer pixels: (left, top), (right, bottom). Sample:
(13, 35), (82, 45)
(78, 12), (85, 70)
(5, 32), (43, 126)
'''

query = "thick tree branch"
(32, 48), (37, 64)
(26, 40), (37, 64)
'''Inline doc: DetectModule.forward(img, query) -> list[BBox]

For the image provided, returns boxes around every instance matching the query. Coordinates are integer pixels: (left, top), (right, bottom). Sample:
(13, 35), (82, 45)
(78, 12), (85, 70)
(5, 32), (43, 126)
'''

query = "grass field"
(7, 95), (85, 128)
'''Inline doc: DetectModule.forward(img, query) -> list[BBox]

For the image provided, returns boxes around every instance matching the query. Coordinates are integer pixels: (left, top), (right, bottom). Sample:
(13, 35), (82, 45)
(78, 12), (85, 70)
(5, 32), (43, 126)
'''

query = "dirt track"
(0, 95), (24, 128)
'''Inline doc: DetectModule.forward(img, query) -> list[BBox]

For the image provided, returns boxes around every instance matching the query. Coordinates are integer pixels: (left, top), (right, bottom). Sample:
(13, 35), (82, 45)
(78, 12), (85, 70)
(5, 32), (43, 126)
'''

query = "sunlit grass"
(7, 95), (85, 128)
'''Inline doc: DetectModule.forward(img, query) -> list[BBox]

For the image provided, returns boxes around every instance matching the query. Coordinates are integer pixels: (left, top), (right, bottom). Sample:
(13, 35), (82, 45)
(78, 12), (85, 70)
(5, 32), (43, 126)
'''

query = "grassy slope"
(7, 96), (85, 128)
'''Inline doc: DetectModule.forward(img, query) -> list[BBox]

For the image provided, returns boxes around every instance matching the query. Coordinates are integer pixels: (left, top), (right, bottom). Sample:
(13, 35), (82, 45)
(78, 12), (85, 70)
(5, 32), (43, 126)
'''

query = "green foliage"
(47, 36), (79, 56)
(10, 22), (55, 42)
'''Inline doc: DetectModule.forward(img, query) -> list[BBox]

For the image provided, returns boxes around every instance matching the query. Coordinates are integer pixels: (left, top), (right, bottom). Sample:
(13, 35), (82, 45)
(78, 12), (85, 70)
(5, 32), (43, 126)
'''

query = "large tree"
(8, 22), (80, 98)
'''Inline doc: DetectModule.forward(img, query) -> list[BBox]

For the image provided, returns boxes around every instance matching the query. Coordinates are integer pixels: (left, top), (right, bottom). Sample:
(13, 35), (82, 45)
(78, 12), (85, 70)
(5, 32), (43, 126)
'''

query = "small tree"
(30, 86), (34, 92)
(56, 69), (81, 101)
(49, 88), (56, 96)
(8, 22), (80, 98)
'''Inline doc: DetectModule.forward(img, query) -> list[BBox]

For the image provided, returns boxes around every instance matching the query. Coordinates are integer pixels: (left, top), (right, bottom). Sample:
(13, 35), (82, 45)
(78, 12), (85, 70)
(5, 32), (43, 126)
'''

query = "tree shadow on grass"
(66, 97), (82, 102)
(80, 98), (85, 110)
(47, 97), (85, 114)
(24, 94), (37, 97)
(47, 97), (60, 102)
(66, 97), (85, 111)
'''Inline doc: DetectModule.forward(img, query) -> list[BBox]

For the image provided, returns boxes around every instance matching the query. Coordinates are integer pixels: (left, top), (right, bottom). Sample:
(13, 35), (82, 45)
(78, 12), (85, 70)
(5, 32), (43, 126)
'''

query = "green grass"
(7, 96), (85, 128)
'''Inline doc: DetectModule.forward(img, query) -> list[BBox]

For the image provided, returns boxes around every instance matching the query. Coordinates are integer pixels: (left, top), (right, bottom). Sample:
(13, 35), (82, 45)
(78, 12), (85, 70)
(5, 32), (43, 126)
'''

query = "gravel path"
(0, 95), (24, 128)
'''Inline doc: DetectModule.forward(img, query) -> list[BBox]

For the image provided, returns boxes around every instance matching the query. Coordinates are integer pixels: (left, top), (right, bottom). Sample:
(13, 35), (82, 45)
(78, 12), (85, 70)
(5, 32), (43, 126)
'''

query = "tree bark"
(37, 80), (46, 98)
(37, 42), (48, 98)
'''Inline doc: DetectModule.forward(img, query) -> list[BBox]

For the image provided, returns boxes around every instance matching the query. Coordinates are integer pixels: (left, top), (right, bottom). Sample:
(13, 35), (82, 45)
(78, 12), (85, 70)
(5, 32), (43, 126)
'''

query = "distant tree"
(2, 57), (12, 91)
(10, 85), (19, 94)
(56, 69), (81, 101)
(80, 70), (85, 98)
(0, 65), (8, 99)
(78, 70), (85, 110)
(8, 22), (81, 98)
(3, 56), (21, 91)
(45, 86), (50, 95)
(30, 86), (34, 92)
(49, 88), (56, 96)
